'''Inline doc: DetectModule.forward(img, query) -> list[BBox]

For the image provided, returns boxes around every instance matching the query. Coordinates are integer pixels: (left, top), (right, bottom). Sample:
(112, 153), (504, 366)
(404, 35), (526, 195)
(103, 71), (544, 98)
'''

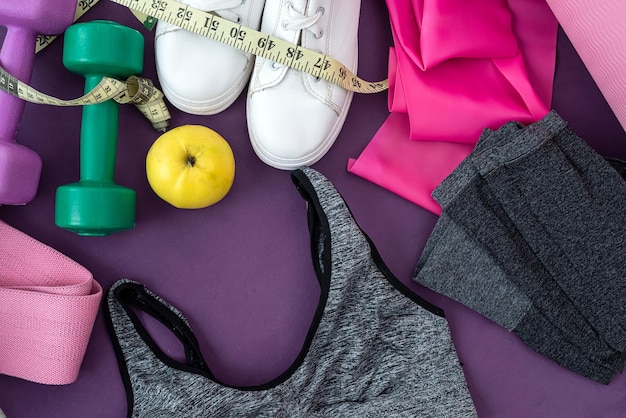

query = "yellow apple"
(146, 125), (235, 209)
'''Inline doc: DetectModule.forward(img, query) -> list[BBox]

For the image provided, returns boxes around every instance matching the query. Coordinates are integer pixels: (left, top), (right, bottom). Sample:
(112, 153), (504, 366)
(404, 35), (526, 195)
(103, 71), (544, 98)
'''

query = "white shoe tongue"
(281, 67), (308, 89)
(273, 64), (326, 95)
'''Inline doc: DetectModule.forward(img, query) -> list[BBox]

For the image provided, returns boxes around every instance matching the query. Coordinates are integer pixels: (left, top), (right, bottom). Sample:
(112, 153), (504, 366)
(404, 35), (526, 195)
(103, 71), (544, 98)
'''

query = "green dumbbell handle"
(81, 74), (119, 182)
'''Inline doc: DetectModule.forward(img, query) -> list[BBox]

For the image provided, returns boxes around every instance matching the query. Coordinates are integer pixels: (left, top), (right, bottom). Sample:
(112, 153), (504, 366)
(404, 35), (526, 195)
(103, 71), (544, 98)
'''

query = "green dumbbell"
(55, 20), (144, 236)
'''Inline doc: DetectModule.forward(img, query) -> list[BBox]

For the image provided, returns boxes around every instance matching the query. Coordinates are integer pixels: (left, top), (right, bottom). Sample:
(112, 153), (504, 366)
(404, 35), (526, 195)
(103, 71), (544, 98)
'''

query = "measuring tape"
(110, 0), (389, 94)
(37, 0), (387, 94)
(25, 0), (168, 130)
(36, 0), (157, 53)
(3, 0), (386, 133)
(0, 65), (170, 131)
(35, 0), (100, 53)
(6, 2), (167, 131)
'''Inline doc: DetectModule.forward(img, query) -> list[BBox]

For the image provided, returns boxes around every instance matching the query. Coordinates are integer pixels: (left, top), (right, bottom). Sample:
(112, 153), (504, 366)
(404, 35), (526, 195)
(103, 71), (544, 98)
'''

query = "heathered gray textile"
(470, 113), (626, 353)
(434, 119), (621, 367)
(414, 112), (626, 383)
(105, 167), (476, 418)
(416, 211), (622, 383)
(417, 211), (532, 331)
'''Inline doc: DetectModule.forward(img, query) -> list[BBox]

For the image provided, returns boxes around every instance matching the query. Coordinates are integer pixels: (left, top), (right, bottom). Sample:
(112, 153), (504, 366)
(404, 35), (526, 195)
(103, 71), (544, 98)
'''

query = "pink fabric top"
(0, 220), (102, 385)
(349, 0), (558, 214)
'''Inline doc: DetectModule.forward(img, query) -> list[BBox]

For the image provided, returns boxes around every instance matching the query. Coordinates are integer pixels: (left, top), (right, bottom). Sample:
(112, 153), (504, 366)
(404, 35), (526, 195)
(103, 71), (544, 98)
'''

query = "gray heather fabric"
(417, 208), (532, 332)
(414, 112), (626, 383)
(106, 167), (476, 418)
(470, 112), (626, 353)
(434, 119), (620, 367)
(415, 211), (622, 383)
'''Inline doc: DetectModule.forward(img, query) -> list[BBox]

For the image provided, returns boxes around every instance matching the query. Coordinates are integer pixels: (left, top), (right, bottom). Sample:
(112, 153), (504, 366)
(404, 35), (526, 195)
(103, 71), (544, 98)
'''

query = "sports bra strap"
(110, 281), (210, 373)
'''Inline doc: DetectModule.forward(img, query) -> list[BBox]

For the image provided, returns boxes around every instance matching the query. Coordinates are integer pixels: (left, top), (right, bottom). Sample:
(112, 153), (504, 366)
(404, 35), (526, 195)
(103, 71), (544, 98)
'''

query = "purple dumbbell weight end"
(0, 1), (77, 204)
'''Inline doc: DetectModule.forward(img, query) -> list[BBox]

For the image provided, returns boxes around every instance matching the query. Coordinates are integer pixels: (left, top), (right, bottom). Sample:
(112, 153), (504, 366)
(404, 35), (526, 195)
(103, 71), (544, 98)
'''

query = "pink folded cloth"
(349, 0), (558, 214)
(545, 0), (626, 133)
(0, 220), (102, 385)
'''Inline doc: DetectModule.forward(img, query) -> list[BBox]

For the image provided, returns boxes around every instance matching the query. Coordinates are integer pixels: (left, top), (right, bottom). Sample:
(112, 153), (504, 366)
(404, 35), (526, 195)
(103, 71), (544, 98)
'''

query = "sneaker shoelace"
(283, 1), (325, 39)
(271, 1), (324, 71)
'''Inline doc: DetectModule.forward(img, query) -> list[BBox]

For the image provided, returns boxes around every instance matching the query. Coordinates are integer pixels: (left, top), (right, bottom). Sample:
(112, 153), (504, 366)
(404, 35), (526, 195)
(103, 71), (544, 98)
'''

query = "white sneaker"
(155, 0), (265, 115)
(246, 0), (360, 169)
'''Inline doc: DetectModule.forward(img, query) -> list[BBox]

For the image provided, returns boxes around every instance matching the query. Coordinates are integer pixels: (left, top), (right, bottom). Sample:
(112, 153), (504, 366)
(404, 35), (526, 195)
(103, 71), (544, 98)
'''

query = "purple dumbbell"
(0, 1), (77, 205)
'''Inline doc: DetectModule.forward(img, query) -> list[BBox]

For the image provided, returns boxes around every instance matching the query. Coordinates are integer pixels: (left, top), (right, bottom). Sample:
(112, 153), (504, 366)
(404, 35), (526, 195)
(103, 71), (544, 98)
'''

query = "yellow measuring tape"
(35, 0), (157, 53)
(0, 66), (170, 131)
(5, 0), (169, 130)
(36, 0), (388, 94)
(2, 0), (387, 132)
(111, 0), (388, 94)
(35, 0), (101, 53)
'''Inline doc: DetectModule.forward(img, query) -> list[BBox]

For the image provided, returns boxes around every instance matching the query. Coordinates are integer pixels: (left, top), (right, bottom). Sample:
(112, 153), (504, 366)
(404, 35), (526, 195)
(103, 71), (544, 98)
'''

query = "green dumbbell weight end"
(55, 20), (144, 236)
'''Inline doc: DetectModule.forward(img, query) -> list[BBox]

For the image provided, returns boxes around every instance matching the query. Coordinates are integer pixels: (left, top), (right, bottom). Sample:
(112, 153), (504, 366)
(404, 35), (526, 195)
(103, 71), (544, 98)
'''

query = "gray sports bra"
(105, 167), (476, 417)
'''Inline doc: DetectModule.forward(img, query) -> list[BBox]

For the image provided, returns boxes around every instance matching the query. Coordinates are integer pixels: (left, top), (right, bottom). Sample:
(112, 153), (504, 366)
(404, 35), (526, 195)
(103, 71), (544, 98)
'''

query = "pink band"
(348, 0), (558, 214)
(0, 221), (102, 385)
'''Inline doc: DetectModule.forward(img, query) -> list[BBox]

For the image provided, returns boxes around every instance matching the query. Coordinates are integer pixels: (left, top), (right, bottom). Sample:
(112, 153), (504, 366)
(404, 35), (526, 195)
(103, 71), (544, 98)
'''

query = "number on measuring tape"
(36, 0), (156, 52)
(35, 0), (101, 53)
(110, 0), (388, 94)
(0, 65), (170, 131)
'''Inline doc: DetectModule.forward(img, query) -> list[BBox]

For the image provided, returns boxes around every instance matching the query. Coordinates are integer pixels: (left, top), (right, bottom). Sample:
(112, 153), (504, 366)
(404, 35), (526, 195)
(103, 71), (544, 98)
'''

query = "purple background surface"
(2, 1), (626, 417)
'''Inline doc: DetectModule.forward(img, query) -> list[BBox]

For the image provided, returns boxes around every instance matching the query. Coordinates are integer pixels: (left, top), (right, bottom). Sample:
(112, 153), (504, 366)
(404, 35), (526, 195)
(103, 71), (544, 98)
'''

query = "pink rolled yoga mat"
(545, 0), (626, 133)
(0, 221), (102, 385)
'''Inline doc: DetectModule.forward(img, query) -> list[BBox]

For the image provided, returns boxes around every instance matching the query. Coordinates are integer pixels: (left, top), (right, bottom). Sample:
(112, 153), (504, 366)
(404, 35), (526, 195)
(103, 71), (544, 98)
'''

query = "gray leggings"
(415, 111), (626, 383)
